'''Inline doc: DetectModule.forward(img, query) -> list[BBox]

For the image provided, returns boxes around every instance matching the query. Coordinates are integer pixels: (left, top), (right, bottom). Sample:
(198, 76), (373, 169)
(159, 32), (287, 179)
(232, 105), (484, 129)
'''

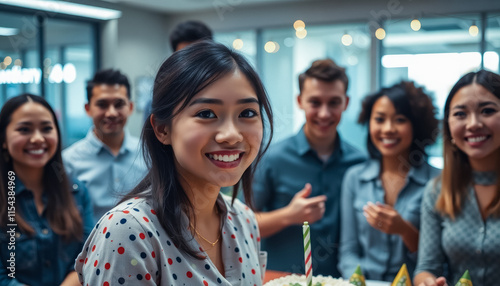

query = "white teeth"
(468, 136), (487, 143)
(209, 153), (240, 162)
(28, 149), (44, 155)
(381, 138), (397, 144)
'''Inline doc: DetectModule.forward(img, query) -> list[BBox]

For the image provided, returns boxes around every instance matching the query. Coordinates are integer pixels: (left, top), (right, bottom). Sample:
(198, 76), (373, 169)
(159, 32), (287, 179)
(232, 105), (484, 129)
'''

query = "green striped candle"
(303, 221), (312, 286)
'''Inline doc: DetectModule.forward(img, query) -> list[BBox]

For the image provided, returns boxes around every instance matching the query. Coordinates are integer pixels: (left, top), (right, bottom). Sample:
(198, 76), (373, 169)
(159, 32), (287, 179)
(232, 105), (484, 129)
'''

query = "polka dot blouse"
(75, 194), (267, 285)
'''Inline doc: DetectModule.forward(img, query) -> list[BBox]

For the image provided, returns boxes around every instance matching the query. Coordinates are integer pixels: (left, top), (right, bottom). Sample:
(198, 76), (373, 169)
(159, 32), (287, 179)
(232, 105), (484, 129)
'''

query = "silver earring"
(451, 138), (455, 144)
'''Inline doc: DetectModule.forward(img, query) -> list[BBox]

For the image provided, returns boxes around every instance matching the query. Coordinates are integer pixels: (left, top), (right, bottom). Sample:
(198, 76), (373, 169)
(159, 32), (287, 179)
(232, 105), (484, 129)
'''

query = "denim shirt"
(339, 159), (440, 282)
(63, 128), (147, 222)
(0, 178), (94, 286)
(253, 127), (367, 276)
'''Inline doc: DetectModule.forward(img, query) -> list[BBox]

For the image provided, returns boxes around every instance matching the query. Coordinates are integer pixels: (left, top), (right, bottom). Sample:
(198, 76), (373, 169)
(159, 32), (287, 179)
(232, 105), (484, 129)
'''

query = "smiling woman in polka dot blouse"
(75, 41), (273, 285)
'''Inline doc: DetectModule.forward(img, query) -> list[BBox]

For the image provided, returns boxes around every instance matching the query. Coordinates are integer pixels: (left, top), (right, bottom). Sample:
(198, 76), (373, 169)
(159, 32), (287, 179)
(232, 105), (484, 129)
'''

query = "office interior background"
(1, 0), (500, 168)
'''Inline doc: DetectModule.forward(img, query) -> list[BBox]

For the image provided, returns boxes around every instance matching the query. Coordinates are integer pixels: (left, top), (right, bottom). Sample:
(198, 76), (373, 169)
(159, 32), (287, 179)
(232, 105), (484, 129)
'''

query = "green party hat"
(349, 265), (366, 286)
(455, 270), (472, 286)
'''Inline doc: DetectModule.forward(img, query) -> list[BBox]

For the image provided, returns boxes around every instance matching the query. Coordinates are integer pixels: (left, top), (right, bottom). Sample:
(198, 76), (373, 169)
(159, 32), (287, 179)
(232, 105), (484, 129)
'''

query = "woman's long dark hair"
(0, 94), (83, 241)
(121, 41), (273, 259)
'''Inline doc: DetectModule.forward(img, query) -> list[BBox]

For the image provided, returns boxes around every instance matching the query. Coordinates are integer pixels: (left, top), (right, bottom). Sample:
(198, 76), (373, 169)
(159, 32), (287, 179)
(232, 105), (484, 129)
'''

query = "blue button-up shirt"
(339, 159), (440, 282)
(63, 128), (147, 222)
(0, 179), (94, 286)
(415, 180), (500, 286)
(253, 127), (366, 276)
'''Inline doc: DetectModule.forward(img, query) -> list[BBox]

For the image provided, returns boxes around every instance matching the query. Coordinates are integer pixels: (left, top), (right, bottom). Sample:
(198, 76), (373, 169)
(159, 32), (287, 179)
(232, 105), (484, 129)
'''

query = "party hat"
(349, 265), (366, 286)
(391, 264), (412, 286)
(454, 270), (472, 286)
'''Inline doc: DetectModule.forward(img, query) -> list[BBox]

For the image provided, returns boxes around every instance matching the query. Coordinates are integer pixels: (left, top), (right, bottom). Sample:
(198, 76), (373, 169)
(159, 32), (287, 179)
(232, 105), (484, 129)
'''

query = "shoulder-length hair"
(358, 81), (439, 166)
(437, 70), (500, 218)
(0, 94), (83, 241)
(122, 41), (273, 259)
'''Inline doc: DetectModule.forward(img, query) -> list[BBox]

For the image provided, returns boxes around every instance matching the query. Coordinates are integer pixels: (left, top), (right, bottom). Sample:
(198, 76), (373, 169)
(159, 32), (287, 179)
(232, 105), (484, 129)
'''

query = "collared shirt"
(415, 180), (500, 286)
(63, 128), (147, 222)
(339, 159), (440, 282)
(0, 179), (94, 286)
(75, 194), (266, 285)
(253, 127), (366, 276)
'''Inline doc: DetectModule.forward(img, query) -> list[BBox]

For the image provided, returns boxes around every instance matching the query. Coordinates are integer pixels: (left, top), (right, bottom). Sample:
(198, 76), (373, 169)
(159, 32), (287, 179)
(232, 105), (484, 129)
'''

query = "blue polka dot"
(173, 274), (177, 280)
(217, 277), (222, 283)
(234, 247), (240, 253)
(166, 240), (171, 246)
(133, 208), (140, 212)
(118, 277), (125, 284)
(96, 269), (100, 275)
(95, 223), (99, 229)
(245, 240), (248, 245)
(156, 230), (160, 236)
(127, 202), (133, 205)
(129, 234), (136, 241)
(137, 274), (143, 280)
(176, 257), (182, 263)
(205, 264), (210, 270)
(234, 226), (238, 231)
(140, 252), (147, 259)
(120, 218), (127, 224)
(148, 231), (153, 238)
(242, 273), (246, 278)
(105, 232), (110, 239)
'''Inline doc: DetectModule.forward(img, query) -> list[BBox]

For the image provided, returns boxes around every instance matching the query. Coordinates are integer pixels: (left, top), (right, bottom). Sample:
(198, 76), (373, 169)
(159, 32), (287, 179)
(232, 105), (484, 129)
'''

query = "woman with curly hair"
(339, 81), (440, 281)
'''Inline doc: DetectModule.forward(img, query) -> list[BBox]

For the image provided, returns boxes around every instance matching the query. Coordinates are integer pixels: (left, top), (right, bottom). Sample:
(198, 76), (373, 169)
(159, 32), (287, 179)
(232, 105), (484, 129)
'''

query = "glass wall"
(0, 10), (97, 147)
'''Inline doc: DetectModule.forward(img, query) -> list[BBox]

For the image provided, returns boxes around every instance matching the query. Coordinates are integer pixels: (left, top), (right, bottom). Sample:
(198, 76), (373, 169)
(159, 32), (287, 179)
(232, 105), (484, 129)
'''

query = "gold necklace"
(191, 224), (221, 247)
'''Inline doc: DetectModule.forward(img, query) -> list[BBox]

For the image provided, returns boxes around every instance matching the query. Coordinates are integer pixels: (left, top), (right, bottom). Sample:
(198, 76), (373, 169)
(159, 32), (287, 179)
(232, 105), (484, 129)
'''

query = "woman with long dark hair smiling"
(76, 41), (273, 285)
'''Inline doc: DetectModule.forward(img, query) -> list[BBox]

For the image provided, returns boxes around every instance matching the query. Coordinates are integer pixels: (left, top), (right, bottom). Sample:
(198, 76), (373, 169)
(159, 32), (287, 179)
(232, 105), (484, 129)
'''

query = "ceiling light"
(293, 20), (305, 31)
(232, 39), (243, 50)
(341, 33), (353, 46)
(410, 19), (421, 31)
(469, 23), (479, 37)
(375, 28), (386, 40)
(0, 0), (121, 20)
(0, 27), (19, 36)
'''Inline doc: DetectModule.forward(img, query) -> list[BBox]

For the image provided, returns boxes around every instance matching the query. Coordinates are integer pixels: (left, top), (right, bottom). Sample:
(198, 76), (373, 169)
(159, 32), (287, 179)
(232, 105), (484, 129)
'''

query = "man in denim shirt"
(252, 59), (366, 276)
(63, 69), (147, 222)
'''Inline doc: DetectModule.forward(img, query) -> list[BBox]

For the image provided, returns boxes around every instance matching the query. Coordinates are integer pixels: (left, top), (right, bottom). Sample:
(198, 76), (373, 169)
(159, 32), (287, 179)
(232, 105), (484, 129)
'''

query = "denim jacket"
(0, 178), (94, 286)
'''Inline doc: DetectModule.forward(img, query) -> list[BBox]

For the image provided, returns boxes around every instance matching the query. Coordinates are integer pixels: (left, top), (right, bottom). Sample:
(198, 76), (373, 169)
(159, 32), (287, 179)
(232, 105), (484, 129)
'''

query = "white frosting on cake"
(264, 274), (352, 286)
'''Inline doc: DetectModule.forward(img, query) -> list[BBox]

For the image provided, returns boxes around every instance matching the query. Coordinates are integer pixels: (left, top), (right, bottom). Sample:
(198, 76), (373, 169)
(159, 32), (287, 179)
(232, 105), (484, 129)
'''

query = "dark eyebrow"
(17, 120), (53, 126)
(189, 97), (259, 106)
(452, 105), (466, 110)
(479, 101), (498, 107)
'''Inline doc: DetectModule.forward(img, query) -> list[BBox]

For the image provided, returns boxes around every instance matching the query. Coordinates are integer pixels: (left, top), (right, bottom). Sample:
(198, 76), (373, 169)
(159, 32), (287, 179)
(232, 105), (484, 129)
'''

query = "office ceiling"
(98, 0), (309, 13)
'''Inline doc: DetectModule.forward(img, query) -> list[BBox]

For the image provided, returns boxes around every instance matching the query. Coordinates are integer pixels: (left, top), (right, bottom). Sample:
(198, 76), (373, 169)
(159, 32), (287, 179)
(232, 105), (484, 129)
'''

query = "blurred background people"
(253, 59), (366, 276)
(0, 94), (93, 286)
(339, 81), (440, 281)
(415, 70), (500, 286)
(63, 69), (146, 222)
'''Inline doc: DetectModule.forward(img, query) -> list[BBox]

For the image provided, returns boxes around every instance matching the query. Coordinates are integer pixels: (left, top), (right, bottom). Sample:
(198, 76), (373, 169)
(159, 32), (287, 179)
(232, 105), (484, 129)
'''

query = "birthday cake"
(264, 274), (352, 286)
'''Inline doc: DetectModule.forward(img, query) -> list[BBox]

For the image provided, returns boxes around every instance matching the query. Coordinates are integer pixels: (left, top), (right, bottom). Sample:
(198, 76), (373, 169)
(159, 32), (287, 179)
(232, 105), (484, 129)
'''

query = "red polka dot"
(139, 233), (146, 239)
(168, 258), (173, 265)
(117, 247), (125, 254)
(103, 282), (109, 286)
(186, 271), (193, 278)
(250, 233), (254, 239)
(92, 245), (96, 252)
(238, 257), (243, 263)
(257, 237), (261, 242)
(228, 215), (232, 220)
(102, 227), (107, 234)
(203, 280), (209, 286)
(134, 196), (139, 199)
(105, 263), (110, 270)
(94, 260), (98, 267)
(151, 251), (156, 258)
(108, 214), (113, 220)
(150, 209), (156, 215)
(252, 269), (256, 274)
(84, 258), (88, 264)
(79, 259), (84, 263)
(145, 273), (151, 280)
(143, 217), (149, 222)
(246, 218), (250, 224)
(231, 234), (236, 239)
(123, 210), (129, 214)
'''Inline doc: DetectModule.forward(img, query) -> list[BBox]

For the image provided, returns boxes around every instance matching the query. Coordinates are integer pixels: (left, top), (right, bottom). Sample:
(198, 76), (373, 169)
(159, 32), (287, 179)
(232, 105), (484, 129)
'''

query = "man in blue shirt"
(253, 59), (366, 277)
(63, 69), (147, 222)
